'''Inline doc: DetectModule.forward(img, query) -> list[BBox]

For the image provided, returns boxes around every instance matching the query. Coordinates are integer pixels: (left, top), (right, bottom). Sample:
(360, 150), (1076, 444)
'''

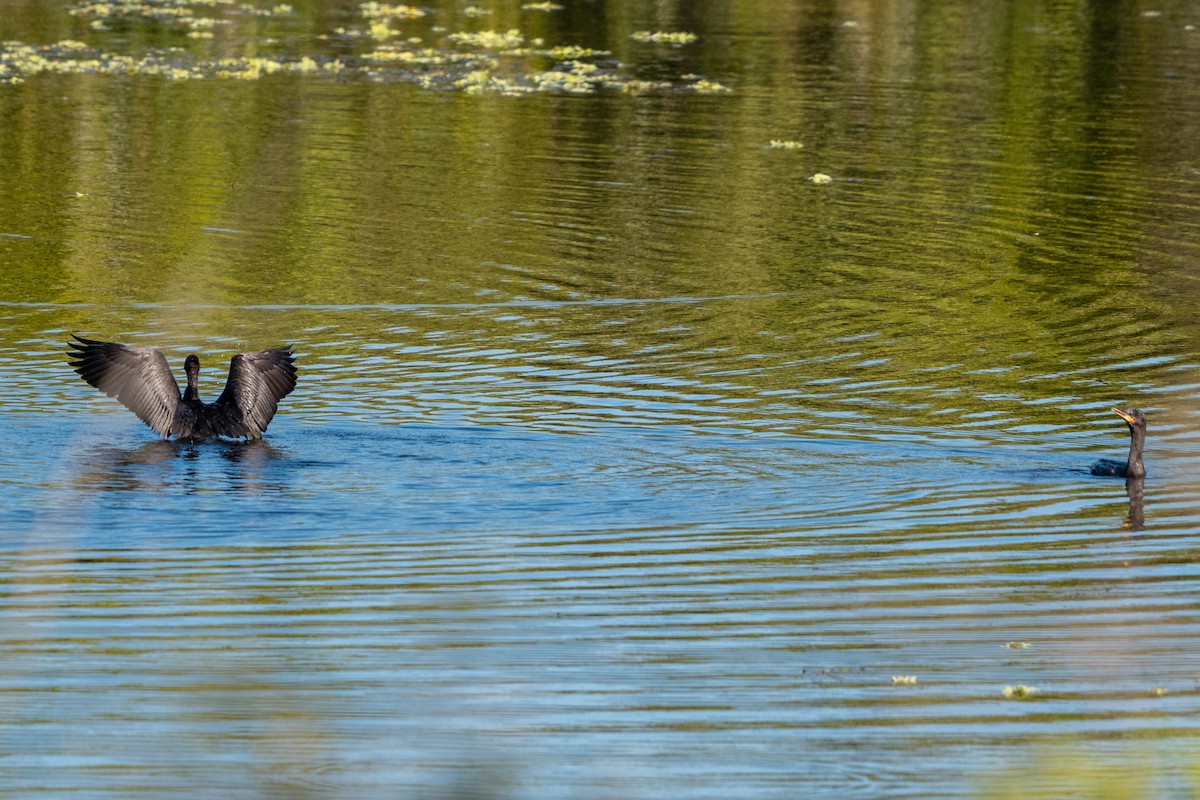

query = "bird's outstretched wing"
(212, 346), (297, 439)
(68, 335), (181, 437)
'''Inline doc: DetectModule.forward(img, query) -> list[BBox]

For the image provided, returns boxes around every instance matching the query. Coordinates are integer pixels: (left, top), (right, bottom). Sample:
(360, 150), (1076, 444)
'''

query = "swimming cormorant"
(1090, 407), (1146, 478)
(68, 335), (296, 440)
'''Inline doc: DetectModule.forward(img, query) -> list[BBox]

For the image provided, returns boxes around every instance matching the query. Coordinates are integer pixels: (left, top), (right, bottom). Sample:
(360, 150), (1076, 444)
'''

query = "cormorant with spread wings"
(68, 335), (296, 440)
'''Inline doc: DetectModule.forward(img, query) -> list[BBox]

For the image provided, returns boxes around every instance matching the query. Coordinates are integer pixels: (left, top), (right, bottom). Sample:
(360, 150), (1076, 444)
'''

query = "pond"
(3, 0), (1200, 797)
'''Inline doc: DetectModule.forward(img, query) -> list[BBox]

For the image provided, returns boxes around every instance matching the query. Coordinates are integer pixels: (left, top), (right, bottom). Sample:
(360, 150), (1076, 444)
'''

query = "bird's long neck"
(184, 364), (200, 402)
(1126, 425), (1146, 478)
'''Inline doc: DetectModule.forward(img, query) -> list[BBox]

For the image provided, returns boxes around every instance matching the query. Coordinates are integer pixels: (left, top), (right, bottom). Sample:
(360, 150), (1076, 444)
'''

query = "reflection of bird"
(1091, 407), (1146, 478)
(68, 335), (296, 440)
(1124, 477), (1145, 532)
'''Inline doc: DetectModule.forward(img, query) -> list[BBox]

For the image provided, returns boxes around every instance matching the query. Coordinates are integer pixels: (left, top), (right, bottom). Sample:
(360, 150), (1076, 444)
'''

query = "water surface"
(3, 0), (1200, 797)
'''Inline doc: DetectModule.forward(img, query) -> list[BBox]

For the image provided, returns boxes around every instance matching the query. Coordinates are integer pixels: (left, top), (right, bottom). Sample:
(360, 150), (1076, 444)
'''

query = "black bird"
(68, 335), (297, 441)
(1090, 407), (1146, 478)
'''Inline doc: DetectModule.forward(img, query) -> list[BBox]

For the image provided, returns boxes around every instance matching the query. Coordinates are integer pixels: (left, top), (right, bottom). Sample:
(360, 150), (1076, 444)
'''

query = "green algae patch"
(0, 41), (343, 82)
(1, 1), (731, 95)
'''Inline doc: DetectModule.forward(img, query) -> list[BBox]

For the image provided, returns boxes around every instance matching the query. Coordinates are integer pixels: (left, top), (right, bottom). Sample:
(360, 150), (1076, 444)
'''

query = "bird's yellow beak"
(1112, 407), (1135, 424)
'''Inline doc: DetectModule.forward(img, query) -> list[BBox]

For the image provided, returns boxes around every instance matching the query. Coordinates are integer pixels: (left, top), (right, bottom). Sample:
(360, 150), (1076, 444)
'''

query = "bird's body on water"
(1091, 407), (1146, 479)
(68, 335), (296, 440)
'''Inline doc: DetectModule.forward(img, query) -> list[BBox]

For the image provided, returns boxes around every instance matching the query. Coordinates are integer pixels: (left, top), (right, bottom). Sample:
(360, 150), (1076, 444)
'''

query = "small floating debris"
(768, 140), (804, 150)
(631, 31), (698, 45)
(1149, 687), (1166, 696)
(1003, 641), (1033, 650)
(809, 173), (833, 184)
(521, 2), (563, 10)
(1002, 684), (1039, 699)
(463, 6), (490, 17)
(891, 675), (918, 685)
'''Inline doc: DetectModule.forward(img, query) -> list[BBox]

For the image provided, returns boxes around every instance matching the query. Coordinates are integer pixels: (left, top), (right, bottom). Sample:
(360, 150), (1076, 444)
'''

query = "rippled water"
(4, 0), (1200, 797)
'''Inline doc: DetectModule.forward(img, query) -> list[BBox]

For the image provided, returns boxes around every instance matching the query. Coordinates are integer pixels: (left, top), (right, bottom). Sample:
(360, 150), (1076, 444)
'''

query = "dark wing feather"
(68, 335), (181, 437)
(212, 346), (297, 439)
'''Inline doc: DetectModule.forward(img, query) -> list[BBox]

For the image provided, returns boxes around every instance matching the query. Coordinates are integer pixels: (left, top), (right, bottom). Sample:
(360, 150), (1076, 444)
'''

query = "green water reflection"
(1, 0), (1198, 477)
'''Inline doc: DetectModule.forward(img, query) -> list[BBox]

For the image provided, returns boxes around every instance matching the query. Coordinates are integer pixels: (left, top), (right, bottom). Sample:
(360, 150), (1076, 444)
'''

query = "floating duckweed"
(631, 30), (698, 45)
(531, 68), (596, 93)
(0, 41), (353, 80)
(68, 0), (292, 33)
(891, 675), (918, 685)
(236, 56), (282, 77)
(768, 140), (804, 149)
(521, 2), (563, 10)
(544, 45), (604, 59)
(621, 79), (671, 94)
(1003, 641), (1033, 649)
(368, 20), (399, 39)
(447, 29), (525, 48)
(359, 2), (424, 19)
(690, 79), (728, 94)
(363, 46), (479, 67)
(238, 2), (291, 16)
(809, 172), (833, 184)
(456, 68), (534, 96)
(1002, 685), (1039, 699)
(459, 68), (489, 81)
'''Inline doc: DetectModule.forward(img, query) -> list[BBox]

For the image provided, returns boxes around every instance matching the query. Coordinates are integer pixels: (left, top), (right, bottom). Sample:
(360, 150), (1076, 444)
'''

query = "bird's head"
(184, 354), (200, 380)
(1112, 407), (1146, 430)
